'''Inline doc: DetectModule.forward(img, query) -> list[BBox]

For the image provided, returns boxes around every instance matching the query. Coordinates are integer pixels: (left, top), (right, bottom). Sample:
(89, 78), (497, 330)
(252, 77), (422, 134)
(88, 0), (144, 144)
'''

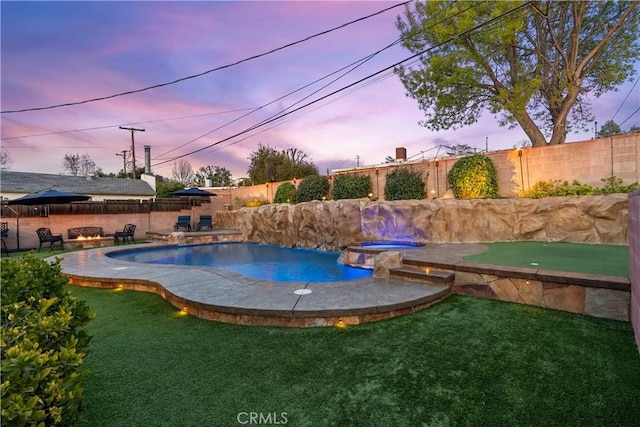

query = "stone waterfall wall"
(629, 190), (640, 352)
(214, 194), (629, 250)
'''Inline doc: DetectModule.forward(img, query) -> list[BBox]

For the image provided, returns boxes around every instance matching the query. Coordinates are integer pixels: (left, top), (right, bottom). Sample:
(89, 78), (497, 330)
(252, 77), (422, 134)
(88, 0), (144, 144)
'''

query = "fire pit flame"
(77, 235), (103, 241)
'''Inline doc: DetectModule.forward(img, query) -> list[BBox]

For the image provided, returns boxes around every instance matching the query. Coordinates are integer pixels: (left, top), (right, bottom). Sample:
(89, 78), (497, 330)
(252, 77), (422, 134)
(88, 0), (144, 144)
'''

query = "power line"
(153, 34), (407, 160)
(611, 78), (639, 121)
(0, 108), (256, 141)
(1, 1), (411, 114)
(153, 0), (473, 163)
(152, 1), (531, 168)
(619, 105), (640, 127)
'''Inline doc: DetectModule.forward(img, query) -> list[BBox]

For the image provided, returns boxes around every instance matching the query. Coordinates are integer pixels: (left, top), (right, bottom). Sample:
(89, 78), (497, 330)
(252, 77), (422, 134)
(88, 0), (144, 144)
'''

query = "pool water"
(107, 243), (372, 283)
(360, 242), (423, 250)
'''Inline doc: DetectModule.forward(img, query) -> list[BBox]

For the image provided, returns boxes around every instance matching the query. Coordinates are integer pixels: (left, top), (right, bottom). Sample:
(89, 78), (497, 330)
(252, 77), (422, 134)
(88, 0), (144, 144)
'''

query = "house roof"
(0, 171), (155, 197)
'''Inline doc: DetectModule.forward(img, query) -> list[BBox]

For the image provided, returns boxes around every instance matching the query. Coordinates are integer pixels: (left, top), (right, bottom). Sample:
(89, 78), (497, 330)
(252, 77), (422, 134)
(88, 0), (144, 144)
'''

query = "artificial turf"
(463, 241), (629, 277)
(70, 287), (640, 427)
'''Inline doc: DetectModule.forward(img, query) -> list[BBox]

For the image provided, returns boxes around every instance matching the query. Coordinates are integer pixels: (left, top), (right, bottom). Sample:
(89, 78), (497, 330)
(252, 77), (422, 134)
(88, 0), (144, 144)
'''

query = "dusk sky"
(2, 1), (639, 181)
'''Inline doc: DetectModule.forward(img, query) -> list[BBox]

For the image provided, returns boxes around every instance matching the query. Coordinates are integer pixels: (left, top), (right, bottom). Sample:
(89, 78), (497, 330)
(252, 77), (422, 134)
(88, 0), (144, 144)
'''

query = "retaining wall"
(215, 195), (629, 250)
(630, 190), (640, 351)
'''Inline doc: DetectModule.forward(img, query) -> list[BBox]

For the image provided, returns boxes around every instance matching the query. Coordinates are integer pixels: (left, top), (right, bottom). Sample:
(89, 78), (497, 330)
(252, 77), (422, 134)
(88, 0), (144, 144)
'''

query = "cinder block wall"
(630, 189), (640, 353)
(226, 133), (639, 203)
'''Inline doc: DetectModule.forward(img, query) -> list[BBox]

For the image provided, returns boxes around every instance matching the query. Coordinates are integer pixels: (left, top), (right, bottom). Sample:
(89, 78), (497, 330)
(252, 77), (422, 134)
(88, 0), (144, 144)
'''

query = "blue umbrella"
(6, 189), (91, 250)
(169, 188), (217, 197)
(8, 188), (91, 206)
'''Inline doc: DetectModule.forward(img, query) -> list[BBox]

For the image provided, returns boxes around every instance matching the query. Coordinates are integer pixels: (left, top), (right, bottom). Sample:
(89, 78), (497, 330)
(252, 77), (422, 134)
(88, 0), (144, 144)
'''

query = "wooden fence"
(0, 198), (207, 218)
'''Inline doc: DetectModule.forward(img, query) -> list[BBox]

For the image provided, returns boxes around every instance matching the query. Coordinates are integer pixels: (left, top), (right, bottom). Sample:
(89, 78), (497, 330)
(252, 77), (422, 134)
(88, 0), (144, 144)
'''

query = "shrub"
(296, 175), (330, 202)
(598, 176), (639, 194)
(520, 176), (639, 198)
(520, 179), (594, 198)
(242, 198), (268, 208)
(384, 168), (426, 201)
(1, 254), (93, 426)
(447, 154), (499, 199)
(331, 174), (372, 200)
(273, 182), (297, 204)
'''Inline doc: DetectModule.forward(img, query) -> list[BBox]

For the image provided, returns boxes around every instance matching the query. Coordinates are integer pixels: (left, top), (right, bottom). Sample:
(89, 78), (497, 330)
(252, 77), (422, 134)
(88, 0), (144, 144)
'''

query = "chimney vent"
(395, 147), (407, 161)
(144, 145), (151, 174)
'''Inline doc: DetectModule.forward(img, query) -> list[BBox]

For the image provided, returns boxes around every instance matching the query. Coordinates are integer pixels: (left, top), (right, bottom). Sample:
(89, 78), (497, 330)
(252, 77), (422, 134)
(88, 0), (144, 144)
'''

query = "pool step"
(389, 265), (455, 285)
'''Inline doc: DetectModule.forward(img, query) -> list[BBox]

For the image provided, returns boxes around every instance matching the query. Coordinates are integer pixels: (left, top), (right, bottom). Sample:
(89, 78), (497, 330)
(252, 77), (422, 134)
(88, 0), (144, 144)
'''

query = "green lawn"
(463, 241), (629, 277)
(70, 287), (640, 427)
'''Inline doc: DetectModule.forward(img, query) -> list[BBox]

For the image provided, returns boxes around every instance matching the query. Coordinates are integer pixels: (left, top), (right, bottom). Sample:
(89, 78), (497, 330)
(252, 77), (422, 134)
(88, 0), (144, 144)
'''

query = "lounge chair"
(36, 228), (64, 251)
(196, 215), (213, 231)
(174, 215), (191, 231)
(115, 224), (136, 245)
(1, 222), (8, 255)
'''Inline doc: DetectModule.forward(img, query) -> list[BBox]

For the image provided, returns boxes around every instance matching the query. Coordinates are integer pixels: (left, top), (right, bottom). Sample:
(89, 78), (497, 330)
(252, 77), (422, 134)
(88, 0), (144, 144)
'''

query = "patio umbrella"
(169, 188), (217, 197)
(8, 188), (91, 206)
(7, 189), (91, 250)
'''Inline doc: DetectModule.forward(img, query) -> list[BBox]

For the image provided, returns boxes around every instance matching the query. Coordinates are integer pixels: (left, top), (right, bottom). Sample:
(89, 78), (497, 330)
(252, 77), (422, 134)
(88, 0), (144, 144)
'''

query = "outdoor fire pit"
(67, 227), (114, 249)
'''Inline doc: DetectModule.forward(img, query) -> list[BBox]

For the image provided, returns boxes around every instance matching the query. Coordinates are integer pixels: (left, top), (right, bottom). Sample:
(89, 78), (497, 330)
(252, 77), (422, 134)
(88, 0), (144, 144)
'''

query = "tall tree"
(171, 159), (194, 185)
(63, 153), (101, 176)
(194, 165), (233, 187)
(598, 120), (622, 137)
(247, 144), (318, 184)
(395, 1), (639, 147)
(0, 147), (12, 169)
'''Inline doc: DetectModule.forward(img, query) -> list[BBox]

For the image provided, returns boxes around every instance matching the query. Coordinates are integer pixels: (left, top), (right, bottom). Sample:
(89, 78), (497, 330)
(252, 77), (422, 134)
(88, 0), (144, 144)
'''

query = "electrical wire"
(152, 1), (532, 168)
(618, 105), (640, 127)
(153, 0), (473, 162)
(1, 1), (411, 114)
(0, 108), (257, 141)
(610, 78), (639, 121)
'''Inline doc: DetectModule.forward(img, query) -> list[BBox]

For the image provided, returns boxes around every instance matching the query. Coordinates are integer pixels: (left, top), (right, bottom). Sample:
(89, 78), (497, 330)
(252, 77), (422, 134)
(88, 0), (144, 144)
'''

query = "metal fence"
(0, 198), (206, 218)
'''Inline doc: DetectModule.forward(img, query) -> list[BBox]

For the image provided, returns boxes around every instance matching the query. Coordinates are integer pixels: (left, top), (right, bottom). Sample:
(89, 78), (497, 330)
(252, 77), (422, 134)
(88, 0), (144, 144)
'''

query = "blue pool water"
(360, 242), (424, 250)
(107, 243), (372, 283)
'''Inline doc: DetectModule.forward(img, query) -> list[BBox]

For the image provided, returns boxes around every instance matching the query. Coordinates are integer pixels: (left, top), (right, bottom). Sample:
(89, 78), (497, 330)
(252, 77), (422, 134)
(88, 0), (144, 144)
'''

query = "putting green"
(463, 241), (628, 277)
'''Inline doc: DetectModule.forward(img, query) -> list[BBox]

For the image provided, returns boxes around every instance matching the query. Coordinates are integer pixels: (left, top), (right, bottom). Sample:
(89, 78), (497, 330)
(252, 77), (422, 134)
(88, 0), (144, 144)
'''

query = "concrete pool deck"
(54, 239), (481, 327)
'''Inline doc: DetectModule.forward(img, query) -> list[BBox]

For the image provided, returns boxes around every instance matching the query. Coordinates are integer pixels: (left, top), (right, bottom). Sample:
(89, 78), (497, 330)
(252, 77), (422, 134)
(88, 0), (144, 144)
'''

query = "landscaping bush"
(447, 154), (499, 199)
(242, 198), (268, 207)
(296, 175), (330, 202)
(273, 182), (297, 204)
(1, 254), (93, 426)
(598, 176), (639, 194)
(331, 174), (372, 200)
(384, 168), (426, 201)
(520, 176), (638, 198)
(520, 179), (593, 198)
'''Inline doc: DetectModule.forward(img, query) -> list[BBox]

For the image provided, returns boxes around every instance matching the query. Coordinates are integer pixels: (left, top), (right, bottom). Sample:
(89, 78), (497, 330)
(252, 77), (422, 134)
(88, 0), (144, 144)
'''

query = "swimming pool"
(107, 243), (372, 283)
(359, 241), (424, 250)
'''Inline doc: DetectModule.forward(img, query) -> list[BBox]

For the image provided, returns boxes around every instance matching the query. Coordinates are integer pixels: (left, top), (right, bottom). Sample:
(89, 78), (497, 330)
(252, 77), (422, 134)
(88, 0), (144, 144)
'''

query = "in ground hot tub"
(338, 241), (425, 269)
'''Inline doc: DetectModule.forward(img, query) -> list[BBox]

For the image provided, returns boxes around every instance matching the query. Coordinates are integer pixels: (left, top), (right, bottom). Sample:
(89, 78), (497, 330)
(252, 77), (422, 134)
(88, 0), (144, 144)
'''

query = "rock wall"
(215, 194), (629, 250)
(629, 190), (640, 352)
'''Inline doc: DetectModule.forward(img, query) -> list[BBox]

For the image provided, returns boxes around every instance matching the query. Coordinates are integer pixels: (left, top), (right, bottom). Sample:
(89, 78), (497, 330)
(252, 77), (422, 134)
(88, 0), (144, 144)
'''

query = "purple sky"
(2, 1), (639, 181)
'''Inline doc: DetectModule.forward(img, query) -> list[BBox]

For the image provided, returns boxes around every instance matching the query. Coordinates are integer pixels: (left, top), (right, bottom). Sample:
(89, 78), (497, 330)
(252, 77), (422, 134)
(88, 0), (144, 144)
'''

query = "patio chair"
(174, 215), (191, 231)
(196, 215), (213, 231)
(36, 228), (64, 252)
(1, 222), (8, 255)
(115, 224), (136, 245)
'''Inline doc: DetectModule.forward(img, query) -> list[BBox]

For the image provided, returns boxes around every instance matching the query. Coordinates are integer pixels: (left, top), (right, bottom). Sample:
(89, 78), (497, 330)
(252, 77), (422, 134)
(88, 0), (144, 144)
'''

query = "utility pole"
(356, 155), (360, 167)
(116, 150), (129, 175)
(119, 126), (145, 179)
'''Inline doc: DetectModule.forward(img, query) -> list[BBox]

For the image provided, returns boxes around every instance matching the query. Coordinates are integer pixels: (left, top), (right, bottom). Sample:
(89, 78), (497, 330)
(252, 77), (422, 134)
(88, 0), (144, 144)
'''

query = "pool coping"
(54, 242), (451, 327)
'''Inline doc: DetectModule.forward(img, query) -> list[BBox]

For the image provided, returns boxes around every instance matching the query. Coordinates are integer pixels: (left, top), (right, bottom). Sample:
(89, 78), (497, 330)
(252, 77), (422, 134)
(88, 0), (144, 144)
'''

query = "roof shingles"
(0, 171), (155, 197)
